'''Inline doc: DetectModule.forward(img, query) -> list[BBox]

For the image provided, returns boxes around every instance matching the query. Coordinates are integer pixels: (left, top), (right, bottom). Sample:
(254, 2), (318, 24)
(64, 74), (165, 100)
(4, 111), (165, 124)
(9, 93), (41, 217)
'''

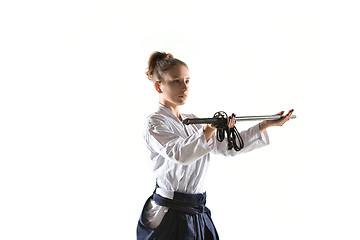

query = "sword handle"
(182, 117), (223, 125)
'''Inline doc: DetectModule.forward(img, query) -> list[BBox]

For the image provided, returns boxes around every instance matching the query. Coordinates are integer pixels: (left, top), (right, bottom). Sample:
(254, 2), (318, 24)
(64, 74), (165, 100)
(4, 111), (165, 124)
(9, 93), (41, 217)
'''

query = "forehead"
(164, 65), (190, 78)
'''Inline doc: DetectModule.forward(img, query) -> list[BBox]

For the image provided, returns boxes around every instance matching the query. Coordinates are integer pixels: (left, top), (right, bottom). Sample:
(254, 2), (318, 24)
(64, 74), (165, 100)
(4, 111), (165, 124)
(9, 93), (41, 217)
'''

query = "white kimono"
(143, 104), (270, 228)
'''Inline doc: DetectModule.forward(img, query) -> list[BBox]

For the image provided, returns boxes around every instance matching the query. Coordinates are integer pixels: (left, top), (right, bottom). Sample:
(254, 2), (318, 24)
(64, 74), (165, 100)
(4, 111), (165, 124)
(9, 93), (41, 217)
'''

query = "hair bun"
(165, 53), (174, 59)
(146, 51), (169, 81)
(145, 51), (187, 82)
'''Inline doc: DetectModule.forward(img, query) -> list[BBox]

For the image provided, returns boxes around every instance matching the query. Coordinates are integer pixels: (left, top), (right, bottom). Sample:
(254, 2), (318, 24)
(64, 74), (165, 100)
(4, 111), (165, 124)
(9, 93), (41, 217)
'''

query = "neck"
(159, 100), (182, 120)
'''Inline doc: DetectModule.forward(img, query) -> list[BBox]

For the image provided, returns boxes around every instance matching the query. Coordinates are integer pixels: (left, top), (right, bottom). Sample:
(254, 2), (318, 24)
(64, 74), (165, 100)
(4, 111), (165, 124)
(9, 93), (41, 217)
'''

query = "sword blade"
(235, 115), (297, 121)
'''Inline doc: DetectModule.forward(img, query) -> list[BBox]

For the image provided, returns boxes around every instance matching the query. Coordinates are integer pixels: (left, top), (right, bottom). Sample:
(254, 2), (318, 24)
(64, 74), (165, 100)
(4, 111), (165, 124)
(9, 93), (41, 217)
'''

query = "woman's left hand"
(259, 109), (294, 133)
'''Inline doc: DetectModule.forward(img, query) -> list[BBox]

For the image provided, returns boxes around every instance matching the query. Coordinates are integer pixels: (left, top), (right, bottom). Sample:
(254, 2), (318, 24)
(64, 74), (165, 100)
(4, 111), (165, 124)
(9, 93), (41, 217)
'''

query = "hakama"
(137, 188), (218, 240)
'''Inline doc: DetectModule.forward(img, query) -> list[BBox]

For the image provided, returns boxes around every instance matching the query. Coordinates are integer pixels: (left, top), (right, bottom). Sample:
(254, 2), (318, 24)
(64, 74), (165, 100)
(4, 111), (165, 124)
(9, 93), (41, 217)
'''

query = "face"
(157, 65), (190, 107)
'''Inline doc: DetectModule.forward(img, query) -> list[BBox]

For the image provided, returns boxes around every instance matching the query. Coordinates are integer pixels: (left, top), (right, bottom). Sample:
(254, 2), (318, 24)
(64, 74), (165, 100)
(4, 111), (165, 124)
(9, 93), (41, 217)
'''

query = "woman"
(137, 51), (293, 240)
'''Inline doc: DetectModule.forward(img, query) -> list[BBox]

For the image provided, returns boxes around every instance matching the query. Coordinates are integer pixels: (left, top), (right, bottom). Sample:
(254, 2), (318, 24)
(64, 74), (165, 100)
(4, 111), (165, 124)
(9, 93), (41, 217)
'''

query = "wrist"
(259, 120), (269, 133)
(204, 124), (216, 133)
(203, 124), (216, 142)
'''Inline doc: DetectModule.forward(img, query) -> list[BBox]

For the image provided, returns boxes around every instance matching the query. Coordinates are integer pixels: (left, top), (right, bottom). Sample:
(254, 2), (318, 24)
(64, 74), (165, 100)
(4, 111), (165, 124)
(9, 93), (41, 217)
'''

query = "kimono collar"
(158, 103), (184, 123)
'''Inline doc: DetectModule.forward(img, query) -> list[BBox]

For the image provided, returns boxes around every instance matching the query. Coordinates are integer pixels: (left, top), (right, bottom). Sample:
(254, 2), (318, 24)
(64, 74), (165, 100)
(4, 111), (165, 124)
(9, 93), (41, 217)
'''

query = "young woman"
(137, 51), (293, 240)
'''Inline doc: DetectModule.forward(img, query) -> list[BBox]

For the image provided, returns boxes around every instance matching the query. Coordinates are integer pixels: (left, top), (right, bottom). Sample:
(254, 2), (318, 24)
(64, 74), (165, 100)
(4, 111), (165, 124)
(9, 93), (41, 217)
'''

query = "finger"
(285, 109), (294, 118)
(276, 111), (285, 115)
(232, 113), (236, 125)
(281, 109), (294, 124)
(228, 113), (236, 128)
(229, 119), (234, 128)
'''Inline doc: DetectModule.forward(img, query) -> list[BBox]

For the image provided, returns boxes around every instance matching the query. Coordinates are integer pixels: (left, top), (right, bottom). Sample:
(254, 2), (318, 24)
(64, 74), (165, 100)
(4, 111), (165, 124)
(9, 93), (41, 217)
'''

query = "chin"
(178, 100), (187, 105)
(175, 102), (186, 107)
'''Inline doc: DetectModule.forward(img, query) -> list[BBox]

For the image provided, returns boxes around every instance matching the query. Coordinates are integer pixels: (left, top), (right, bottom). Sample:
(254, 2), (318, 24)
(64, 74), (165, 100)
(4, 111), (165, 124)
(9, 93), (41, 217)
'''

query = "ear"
(154, 81), (162, 93)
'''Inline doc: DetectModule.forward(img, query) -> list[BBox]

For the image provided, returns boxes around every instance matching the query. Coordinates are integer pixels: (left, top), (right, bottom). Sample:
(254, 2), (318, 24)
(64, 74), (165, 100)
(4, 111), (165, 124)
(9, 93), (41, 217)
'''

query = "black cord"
(228, 125), (244, 151)
(213, 112), (244, 151)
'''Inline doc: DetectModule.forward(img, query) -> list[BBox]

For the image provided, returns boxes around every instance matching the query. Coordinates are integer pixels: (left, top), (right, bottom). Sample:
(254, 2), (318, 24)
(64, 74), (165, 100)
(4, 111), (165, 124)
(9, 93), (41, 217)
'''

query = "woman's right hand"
(228, 113), (236, 128)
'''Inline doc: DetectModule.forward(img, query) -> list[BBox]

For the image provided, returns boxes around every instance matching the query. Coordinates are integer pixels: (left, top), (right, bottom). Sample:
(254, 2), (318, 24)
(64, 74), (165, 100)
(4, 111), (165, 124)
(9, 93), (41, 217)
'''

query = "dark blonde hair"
(146, 51), (188, 82)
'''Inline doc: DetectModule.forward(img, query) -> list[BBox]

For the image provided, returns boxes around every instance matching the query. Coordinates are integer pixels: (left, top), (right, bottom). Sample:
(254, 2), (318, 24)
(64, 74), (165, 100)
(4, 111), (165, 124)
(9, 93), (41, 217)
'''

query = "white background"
(1, 0), (359, 239)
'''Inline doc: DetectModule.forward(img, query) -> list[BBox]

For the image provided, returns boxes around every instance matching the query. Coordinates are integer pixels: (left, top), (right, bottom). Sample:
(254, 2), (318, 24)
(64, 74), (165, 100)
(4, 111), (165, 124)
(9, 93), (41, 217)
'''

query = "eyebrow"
(172, 76), (190, 79)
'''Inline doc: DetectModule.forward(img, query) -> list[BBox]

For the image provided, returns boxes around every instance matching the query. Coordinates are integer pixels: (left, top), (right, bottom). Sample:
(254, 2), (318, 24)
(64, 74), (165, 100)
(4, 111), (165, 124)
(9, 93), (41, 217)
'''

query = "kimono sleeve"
(144, 115), (213, 165)
(212, 123), (270, 156)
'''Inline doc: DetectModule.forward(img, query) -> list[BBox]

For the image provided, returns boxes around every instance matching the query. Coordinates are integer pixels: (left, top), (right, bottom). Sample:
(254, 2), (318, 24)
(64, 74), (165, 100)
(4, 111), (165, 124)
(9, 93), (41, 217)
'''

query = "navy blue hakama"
(137, 190), (219, 240)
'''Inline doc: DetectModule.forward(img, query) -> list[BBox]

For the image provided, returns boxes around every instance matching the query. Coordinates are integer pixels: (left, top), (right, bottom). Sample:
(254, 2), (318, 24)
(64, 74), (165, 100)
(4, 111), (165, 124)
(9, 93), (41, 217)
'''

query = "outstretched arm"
(259, 109), (294, 133)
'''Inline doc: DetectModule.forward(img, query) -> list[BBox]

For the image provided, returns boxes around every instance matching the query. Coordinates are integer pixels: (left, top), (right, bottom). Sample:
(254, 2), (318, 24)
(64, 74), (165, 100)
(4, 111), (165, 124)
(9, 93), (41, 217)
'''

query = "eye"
(185, 79), (190, 84)
(173, 79), (179, 83)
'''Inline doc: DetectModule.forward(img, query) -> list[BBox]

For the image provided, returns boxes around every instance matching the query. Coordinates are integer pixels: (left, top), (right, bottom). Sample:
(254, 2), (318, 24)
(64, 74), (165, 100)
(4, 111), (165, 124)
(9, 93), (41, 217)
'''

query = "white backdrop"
(1, 0), (359, 239)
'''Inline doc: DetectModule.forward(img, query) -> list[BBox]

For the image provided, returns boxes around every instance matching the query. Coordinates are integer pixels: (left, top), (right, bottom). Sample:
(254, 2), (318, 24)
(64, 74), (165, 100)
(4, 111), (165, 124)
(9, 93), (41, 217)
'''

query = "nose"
(182, 81), (189, 91)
